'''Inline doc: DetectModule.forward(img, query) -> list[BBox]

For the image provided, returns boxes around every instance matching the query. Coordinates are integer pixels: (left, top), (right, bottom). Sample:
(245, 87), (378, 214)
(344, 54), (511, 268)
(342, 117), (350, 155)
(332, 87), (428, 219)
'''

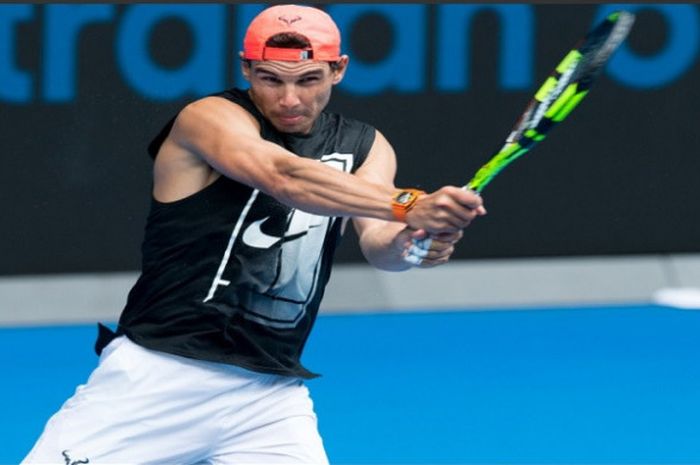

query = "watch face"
(396, 192), (413, 204)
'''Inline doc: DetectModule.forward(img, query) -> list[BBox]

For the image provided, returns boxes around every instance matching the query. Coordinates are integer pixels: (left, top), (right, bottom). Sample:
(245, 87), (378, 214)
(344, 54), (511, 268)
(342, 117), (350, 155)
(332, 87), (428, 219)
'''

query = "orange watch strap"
(392, 203), (408, 222)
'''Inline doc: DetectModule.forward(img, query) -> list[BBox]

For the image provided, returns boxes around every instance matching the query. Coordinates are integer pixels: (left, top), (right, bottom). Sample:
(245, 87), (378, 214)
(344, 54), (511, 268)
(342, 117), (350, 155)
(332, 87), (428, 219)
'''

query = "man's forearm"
(356, 220), (414, 272)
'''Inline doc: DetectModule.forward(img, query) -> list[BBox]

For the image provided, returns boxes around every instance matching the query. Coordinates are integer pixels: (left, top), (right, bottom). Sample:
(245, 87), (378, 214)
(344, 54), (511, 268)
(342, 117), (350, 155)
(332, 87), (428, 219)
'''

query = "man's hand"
(405, 186), (486, 234)
(394, 227), (465, 268)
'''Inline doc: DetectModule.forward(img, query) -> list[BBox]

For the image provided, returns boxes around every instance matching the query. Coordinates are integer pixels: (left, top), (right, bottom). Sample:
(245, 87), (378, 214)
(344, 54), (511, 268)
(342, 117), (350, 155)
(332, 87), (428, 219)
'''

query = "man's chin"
(273, 119), (312, 135)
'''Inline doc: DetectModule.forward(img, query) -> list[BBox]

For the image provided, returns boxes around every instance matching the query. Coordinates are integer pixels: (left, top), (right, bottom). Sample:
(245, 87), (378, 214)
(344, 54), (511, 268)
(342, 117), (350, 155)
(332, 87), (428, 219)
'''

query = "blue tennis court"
(3, 304), (700, 464)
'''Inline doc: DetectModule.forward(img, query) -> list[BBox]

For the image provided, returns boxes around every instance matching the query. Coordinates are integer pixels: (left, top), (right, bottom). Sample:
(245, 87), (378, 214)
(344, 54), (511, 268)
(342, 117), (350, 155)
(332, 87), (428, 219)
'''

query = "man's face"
(242, 57), (348, 134)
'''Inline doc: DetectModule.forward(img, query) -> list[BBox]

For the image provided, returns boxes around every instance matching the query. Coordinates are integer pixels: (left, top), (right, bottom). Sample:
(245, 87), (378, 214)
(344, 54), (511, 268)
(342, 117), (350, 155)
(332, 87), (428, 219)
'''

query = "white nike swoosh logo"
(242, 217), (281, 249)
(241, 216), (323, 249)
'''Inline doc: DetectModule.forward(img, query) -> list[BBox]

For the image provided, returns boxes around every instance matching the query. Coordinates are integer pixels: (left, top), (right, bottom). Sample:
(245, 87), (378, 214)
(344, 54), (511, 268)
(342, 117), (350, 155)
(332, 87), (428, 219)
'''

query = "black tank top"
(110, 88), (375, 378)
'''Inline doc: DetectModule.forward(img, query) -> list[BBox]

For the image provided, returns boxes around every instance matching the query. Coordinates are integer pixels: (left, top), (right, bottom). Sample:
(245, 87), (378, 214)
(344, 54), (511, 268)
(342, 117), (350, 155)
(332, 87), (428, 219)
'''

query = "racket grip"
(462, 184), (481, 196)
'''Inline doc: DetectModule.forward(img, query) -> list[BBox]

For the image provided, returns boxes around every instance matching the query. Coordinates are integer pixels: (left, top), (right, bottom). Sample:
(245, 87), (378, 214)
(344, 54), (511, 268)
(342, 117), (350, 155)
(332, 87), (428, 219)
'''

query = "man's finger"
(411, 237), (433, 251)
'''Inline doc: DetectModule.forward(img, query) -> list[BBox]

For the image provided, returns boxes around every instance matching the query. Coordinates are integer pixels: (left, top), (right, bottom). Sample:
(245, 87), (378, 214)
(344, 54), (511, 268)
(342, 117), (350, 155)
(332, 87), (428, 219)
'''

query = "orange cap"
(242, 5), (341, 62)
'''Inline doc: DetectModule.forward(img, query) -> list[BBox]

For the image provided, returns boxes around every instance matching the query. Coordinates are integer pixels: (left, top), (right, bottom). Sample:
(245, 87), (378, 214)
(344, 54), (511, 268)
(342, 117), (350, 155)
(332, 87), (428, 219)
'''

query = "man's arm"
(352, 131), (485, 271)
(154, 96), (482, 234)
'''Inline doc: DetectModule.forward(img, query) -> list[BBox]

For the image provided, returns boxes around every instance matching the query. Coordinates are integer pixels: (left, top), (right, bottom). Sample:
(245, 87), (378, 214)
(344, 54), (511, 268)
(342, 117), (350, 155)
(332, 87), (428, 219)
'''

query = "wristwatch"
(391, 189), (425, 222)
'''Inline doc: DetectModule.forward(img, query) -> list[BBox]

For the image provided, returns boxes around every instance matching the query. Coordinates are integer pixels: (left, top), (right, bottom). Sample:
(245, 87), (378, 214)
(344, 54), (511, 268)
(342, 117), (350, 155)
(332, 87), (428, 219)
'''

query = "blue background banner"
(2, 4), (699, 275)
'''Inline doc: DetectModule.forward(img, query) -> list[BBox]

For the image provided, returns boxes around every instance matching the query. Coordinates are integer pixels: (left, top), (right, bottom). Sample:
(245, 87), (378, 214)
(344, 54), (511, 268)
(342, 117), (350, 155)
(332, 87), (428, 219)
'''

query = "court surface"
(2, 304), (699, 464)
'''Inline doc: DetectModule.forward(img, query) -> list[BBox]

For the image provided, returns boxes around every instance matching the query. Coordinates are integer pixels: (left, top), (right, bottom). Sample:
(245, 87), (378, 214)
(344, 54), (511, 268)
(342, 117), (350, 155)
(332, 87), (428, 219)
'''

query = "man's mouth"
(278, 114), (304, 124)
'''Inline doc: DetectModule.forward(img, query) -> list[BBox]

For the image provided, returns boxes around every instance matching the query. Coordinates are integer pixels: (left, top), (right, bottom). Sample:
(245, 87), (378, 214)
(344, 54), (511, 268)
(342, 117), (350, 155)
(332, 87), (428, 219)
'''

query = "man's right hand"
(405, 186), (487, 234)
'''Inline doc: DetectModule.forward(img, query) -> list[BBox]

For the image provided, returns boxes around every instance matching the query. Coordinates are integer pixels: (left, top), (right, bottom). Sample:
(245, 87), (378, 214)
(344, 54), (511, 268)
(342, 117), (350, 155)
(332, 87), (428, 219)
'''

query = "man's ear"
(331, 55), (350, 85)
(239, 52), (251, 81)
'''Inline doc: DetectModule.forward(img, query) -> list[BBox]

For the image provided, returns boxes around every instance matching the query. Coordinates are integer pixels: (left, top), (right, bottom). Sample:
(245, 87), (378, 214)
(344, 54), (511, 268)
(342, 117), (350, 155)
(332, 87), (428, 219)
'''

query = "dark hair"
(243, 32), (341, 70)
(265, 32), (312, 49)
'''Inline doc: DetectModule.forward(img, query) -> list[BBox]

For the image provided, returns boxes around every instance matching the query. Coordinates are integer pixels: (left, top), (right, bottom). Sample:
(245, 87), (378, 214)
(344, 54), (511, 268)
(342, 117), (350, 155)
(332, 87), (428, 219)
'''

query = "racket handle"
(462, 184), (482, 196)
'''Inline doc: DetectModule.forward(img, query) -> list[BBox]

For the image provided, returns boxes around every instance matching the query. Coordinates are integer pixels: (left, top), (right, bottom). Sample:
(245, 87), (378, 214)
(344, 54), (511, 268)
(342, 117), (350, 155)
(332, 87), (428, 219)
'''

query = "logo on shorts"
(62, 450), (90, 465)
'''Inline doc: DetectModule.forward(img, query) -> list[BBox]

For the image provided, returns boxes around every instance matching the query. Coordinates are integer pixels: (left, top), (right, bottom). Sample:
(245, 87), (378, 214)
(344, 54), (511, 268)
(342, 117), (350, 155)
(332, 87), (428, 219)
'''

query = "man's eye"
(300, 77), (320, 84)
(262, 76), (280, 83)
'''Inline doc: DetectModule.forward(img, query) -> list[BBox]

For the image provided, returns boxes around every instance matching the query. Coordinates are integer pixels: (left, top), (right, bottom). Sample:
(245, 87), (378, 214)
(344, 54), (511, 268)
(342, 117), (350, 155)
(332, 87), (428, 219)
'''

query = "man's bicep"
(353, 129), (398, 187)
(352, 130), (398, 236)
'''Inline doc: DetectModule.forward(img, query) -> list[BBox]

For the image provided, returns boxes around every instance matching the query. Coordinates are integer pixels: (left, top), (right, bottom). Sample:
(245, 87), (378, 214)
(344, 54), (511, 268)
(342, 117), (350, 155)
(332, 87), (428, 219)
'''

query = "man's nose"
(279, 85), (301, 108)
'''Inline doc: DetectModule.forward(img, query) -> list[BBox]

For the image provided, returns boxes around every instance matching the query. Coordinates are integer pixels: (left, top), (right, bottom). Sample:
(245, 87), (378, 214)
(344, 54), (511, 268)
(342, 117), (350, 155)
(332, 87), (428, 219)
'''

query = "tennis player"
(23, 5), (485, 464)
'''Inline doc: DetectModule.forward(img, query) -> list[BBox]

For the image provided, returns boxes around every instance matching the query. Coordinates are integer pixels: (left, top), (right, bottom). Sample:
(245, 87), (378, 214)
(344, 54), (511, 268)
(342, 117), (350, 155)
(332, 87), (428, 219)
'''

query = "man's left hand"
(400, 228), (464, 268)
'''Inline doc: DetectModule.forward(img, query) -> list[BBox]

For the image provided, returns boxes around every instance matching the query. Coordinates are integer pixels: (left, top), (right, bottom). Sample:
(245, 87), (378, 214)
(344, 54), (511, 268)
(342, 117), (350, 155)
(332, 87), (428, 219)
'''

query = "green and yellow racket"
(466, 11), (636, 193)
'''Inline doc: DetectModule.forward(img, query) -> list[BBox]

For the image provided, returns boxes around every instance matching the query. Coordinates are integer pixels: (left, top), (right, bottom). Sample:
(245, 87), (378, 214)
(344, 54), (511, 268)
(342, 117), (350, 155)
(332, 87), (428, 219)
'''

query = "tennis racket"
(465, 10), (636, 193)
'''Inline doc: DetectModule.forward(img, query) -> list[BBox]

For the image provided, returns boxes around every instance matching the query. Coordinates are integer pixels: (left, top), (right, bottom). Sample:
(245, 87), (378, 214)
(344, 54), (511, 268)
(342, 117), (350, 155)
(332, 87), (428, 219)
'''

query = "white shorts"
(23, 336), (328, 465)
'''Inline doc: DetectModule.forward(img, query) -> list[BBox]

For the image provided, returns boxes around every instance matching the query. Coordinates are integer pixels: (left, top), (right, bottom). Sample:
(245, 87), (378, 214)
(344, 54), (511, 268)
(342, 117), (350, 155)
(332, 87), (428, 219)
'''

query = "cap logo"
(278, 15), (302, 26)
